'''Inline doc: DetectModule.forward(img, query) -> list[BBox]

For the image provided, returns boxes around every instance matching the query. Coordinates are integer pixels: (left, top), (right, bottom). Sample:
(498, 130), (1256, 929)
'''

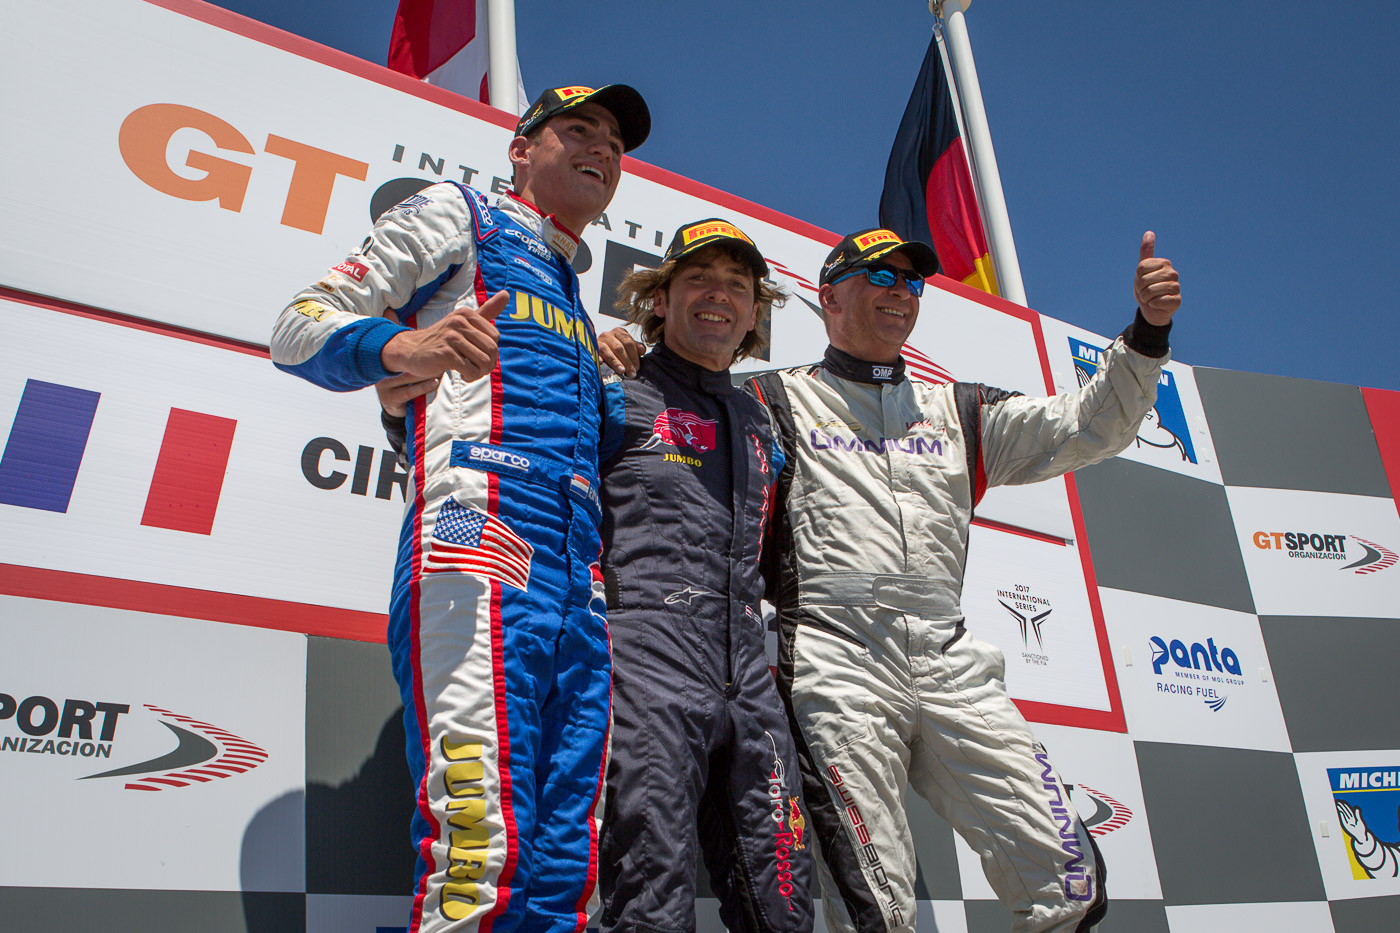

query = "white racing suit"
(747, 316), (1169, 933)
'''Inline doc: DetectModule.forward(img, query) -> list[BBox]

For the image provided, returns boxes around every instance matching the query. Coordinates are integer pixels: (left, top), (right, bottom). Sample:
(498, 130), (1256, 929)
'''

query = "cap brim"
(586, 85), (651, 152)
(884, 241), (940, 279)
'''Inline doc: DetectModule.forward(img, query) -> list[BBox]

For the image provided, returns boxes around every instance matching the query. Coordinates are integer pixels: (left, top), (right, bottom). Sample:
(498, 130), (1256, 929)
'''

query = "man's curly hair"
(612, 244), (786, 363)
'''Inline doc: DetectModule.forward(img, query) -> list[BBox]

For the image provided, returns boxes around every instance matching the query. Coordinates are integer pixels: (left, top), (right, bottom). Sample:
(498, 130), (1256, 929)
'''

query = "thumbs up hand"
(380, 289), (510, 382)
(1134, 232), (1181, 326)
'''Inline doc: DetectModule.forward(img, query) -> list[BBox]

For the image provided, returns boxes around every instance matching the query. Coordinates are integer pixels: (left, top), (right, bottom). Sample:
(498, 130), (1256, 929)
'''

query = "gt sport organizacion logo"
(1252, 530), (1398, 575)
(1, 691), (266, 790)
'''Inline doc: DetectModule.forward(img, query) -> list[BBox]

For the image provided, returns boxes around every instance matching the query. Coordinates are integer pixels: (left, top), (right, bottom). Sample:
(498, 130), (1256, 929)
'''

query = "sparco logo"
(1, 695), (267, 790)
(468, 444), (531, 473)
(1035, 751), (1094, 902)
(1252, 530), (1398, 575)
(1148, 635), (1243, 711)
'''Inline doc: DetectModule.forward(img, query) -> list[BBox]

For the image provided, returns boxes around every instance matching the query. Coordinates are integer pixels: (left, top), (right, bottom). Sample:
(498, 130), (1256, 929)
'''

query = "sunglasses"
(831, 264), (926, 297)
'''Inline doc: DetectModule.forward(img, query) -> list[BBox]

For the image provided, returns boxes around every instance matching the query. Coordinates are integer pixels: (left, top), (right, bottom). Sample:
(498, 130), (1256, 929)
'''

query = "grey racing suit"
(746, 314), (1169, 933)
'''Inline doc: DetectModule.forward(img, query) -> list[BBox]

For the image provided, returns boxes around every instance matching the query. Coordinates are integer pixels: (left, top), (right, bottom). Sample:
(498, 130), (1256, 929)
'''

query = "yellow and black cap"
(819, 228), (939, 285)
(663, 219), (768, 279)
(515, 85), (651, 153)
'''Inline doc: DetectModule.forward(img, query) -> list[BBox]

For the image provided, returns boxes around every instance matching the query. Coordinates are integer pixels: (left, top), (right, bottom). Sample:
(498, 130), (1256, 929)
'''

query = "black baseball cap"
(515, 85), (651, 153)
(663, 219), (768, 280)
(819, 228), (940, 285)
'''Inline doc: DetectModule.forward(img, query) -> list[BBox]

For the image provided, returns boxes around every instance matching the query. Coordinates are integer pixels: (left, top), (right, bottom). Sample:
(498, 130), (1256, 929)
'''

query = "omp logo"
(681, 220), (751, 245)
(1330, 767), (1400, 879)
(1253, 530), (1397, 575)
(1148, 635), (1243, 711)
(871, 365), (894, 381)
(1, 696), (267, 790)
(853, 230), (900, 251)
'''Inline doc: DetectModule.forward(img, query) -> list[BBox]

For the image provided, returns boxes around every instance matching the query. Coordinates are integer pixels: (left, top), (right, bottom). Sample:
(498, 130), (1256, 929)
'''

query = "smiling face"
(654, 246), (759, 371)
(820, 250), (920, 363)
(509, 101), (623, 232)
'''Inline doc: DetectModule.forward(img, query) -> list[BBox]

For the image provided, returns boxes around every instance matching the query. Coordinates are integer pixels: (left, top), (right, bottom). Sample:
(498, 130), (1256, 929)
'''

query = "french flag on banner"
(387, 0), (526, 109)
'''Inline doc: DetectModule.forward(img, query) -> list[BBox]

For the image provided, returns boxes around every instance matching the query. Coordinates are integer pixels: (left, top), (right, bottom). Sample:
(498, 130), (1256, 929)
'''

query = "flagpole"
(934, 0), (1027, 306)
(487, 0), (522, 115)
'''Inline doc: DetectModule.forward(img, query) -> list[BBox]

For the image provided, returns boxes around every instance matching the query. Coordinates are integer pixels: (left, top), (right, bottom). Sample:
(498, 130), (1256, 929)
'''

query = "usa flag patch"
(424, 498), (533, 590)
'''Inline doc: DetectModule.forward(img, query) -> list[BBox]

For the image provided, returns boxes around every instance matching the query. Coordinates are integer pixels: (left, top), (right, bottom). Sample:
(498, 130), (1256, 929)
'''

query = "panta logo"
(1148, 635), (1243, 711)
(1253, 530), (1397, 575)
(0, 694), (266, 790)
(1329, 767), (1400, 879)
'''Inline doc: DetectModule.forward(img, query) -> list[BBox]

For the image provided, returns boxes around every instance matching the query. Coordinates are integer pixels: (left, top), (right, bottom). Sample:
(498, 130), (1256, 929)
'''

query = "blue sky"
(210, 0), (1399, 392)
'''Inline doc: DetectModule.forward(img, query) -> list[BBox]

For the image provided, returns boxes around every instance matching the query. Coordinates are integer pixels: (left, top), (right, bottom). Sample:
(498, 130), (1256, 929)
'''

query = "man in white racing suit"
(741, 228), (1181, 933)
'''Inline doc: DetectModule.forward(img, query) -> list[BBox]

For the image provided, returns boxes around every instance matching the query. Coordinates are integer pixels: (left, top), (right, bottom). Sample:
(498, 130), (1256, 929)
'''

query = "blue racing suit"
(271, 182), (610, 933)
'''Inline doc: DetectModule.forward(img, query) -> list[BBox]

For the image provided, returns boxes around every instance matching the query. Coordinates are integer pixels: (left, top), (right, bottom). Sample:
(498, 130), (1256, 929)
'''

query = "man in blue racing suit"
(270, 84), (649, 933)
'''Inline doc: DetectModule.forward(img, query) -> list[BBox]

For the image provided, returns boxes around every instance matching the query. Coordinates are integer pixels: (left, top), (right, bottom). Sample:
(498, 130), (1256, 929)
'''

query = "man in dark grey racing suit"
(741, 228), (1181, 933)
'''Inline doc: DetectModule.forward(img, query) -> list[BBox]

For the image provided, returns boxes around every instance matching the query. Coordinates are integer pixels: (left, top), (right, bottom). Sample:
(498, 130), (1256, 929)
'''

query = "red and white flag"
(387, 0), (526, 110)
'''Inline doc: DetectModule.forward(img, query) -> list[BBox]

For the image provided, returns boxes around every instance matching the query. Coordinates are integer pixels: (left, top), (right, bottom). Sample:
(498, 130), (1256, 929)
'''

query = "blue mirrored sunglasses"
(832, 264), (926, 296)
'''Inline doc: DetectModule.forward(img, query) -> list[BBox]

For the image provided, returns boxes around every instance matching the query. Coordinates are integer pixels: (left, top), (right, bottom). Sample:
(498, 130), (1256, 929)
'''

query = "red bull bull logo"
(641, 408), (718, 453)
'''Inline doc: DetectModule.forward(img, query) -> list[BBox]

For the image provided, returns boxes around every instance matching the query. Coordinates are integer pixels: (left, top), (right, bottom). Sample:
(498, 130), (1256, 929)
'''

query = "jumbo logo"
(119, 103), (369, 235)
(853, 229), (900, 251)
(1252, 530), (1397, 575)
(506, 291), (598, 363)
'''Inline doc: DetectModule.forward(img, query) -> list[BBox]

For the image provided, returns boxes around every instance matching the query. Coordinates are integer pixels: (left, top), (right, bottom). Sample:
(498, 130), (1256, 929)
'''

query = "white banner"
(1227, 487), (1400, 619)
(0, 596), (307, 890)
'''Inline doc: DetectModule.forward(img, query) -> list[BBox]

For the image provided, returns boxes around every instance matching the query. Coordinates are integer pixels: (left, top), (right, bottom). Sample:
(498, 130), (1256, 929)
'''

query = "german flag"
(879, 35), (997, 295)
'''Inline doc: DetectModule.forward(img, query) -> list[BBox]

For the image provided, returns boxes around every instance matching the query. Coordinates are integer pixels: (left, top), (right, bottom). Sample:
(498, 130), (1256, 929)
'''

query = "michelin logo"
(1331, 767), (1400, 879)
